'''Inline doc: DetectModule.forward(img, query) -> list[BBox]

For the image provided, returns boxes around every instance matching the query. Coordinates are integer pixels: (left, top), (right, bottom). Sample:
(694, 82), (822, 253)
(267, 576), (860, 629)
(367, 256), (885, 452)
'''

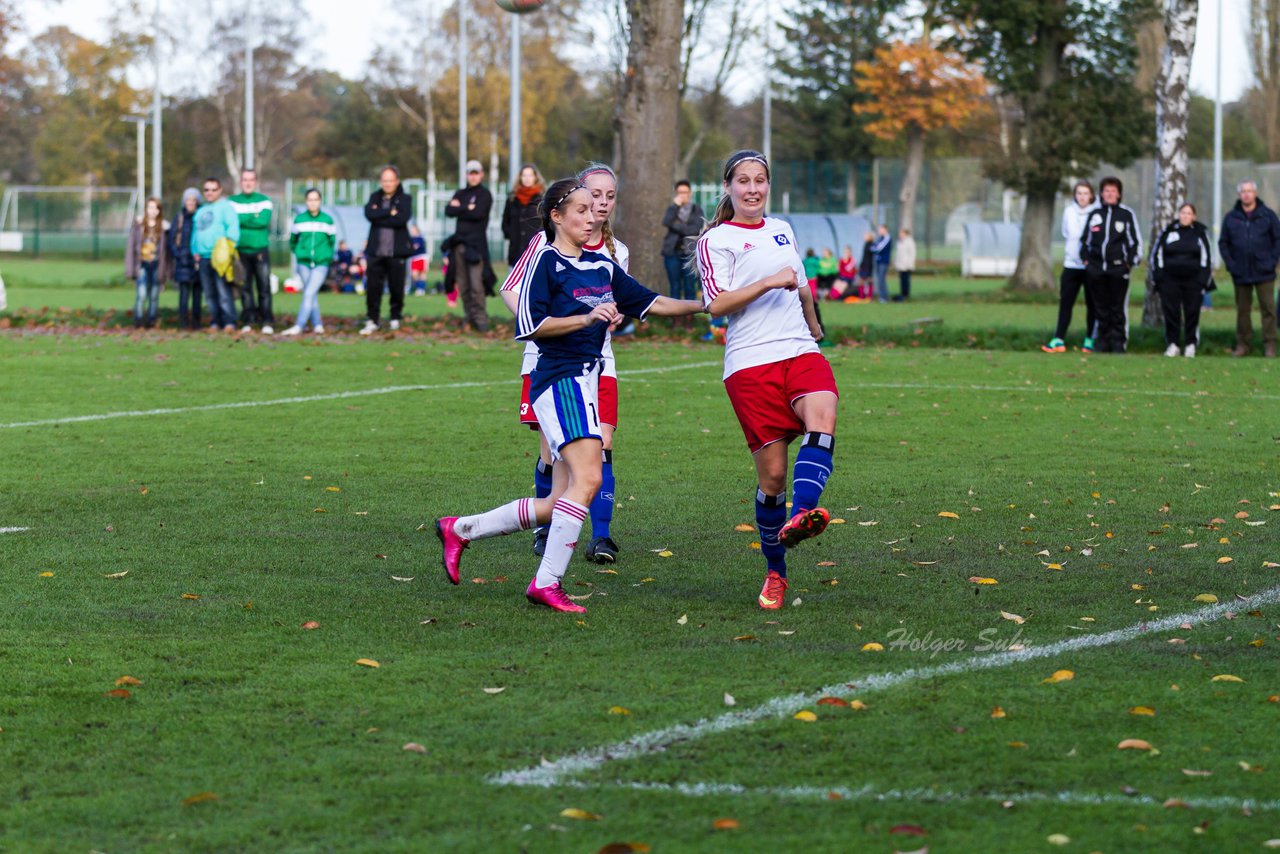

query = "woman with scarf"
(502, 164), (545, 266)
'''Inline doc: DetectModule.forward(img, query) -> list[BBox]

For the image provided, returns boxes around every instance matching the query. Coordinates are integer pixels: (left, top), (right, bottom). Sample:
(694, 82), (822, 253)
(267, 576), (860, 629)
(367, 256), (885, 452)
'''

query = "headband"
(724, 151), (770, 182)
(553, 184), (587, 209)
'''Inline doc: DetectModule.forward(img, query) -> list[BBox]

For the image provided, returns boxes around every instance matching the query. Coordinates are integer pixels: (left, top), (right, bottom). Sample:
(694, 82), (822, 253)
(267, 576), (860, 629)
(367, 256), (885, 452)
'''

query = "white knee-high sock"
(534, 499), (588, 588)
(455, 498), (535, 541)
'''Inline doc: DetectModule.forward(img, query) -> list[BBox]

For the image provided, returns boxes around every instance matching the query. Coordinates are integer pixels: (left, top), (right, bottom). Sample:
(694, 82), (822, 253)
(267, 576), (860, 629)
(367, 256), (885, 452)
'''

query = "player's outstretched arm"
(646, 297), (706, 317)
(706, 267), (798, 318)
(528, 303), (619, 339)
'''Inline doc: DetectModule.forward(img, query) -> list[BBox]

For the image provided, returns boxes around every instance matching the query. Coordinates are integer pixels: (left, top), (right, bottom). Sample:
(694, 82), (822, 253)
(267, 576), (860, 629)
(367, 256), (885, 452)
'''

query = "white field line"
(558, 779), (1280, 812)
(0, 527), (30, 533)
(0, 361), (723, 430)
(490, 586), (1280, 789)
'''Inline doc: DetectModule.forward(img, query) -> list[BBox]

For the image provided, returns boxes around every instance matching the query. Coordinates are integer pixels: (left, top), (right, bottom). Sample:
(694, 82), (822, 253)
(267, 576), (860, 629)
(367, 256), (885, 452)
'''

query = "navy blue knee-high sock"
(757, 488), (787, 576)
(534, 458), (553, 534)
(791, 432), (835, 517)
(589, 449), (615, 539)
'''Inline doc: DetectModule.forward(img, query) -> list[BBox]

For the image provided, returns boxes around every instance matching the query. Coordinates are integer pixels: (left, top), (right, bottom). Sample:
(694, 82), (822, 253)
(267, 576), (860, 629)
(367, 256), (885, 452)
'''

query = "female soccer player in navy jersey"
(501, 164), (628, 565)
(696, 150), (839, 610)
(437, 178), (704, 613)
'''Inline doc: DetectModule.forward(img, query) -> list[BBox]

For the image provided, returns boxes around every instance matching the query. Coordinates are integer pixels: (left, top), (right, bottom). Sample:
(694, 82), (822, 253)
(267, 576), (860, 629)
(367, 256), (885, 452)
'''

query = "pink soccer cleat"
(779, 507), (831, 548)
(435, 517), (469, 584)
(524, 577), (586, 613)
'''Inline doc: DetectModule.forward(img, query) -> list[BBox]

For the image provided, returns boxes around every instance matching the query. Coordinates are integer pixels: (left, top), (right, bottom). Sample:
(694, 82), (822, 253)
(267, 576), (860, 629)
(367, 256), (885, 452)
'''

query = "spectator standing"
(502, 163), (545, 266)
(168, 187), (200, 328)
(191, 177), (240, 332)
(446, 159), (495, 332)
(1043, 180), (1098, 353)
(857, 232), (875, 299)
(408, 224), (429, 295)
(1150, 202), (1213, 358)
(125, 197), (170, 329)
(282, 188), (336, 336)
(229, 168), (275, 334)
(894, 228), (916, 301)
(1080, 176), (1142, 354)
(871, 225), (893, 302)
(361, 166), (414, 334)
(661, 179), (705, 307)
(1218, 179), (1280, 357)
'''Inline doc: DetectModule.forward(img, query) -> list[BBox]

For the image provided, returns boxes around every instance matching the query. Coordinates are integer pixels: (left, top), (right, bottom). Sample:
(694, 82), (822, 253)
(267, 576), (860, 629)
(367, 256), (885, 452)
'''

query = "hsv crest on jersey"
(773, 234), (791, 246)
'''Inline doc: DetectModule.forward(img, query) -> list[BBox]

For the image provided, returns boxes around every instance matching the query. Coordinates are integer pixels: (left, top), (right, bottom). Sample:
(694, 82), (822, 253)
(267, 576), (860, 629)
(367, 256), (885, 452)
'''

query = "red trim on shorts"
(598, 375), (619, 428)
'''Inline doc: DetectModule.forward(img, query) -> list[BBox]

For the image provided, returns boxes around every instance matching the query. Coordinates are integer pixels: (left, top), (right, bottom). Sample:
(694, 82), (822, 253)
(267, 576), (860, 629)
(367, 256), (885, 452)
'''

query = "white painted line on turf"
(0, 361), (724, 430)
(489, 585), (1280, 789)
(559, 779), (1280, 813)
(0, 527), (30, 533)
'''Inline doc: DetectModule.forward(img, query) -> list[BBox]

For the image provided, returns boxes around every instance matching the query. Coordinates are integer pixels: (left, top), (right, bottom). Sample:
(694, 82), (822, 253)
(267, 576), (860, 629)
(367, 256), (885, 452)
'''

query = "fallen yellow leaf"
(1042, 669), (1075, 684)
(300, 621), (320, 630)
(1008, 741), (1028, 749)
(828, 518), (846, 524)
(560, 808), (602, 821)
(38, 571), (54, 577)
(181, 792), (219, 807)
(676, 614), (687, 625)
(1217, 556), (1233, 564)
(794, 710), (818, 722)
(103, 570), (129, 579)
(1044, 562), (1064, 571)
(482, 687), (506, 694)
(938, 511), (960, 519)
(657, 550), (674, 558)
(115, 676), (142, 687)
(1210, 674), (1244, 682)
(991, 706), (1007, 718)
(1193, 593), (1218, 603)
(969, 576), (998, 585)
(608, 706), (630, 715)
(849, 699), (869, 710)
(181, 593), (200, 600)
(861, 642), (884, 651)
(1129, 706), (1156, 716)
(1117, 738), (1155, 751)
(712, 818), (740, 831)
(326, 486), (341, 492)
(402, 742), (427, 753)
(733, 523), (754, 532)
(355, 658), (380, 668)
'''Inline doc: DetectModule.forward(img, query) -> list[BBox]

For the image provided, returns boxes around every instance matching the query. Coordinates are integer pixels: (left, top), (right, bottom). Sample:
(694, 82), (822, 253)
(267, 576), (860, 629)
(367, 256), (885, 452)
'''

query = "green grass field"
(1, 330), (1277, 852)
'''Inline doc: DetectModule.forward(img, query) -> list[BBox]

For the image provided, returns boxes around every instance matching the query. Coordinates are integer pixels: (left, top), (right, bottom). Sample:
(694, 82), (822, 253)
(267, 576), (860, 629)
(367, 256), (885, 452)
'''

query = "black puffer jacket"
(1218, 199), (1280, 285)
(364, 186), (414, 259)
(1150, 220), (1212, 287)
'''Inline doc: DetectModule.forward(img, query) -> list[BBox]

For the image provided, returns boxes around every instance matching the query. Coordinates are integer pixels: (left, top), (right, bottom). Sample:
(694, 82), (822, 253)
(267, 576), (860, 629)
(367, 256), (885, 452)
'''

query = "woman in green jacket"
(283, 188), (336, 335)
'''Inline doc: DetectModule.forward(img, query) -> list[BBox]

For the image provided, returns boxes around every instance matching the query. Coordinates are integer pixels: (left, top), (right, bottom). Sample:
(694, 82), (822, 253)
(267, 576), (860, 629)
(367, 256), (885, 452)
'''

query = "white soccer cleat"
(1164, 344), (1180, 357)
(1184, 343), (1196, 358)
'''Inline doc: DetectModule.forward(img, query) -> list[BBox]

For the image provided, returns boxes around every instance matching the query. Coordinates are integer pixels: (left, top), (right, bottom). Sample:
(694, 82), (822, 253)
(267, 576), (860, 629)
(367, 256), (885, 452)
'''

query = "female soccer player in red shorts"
(696, 149), (838, 610)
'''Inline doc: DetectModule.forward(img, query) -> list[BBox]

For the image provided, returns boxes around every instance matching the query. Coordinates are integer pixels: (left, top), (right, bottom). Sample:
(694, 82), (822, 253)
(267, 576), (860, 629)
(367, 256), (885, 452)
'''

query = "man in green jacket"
(230, 168), (275, 334)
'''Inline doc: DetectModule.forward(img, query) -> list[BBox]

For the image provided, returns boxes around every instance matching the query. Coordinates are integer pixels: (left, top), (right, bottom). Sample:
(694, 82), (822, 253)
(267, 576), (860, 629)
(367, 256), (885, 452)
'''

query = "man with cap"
(445, 160), (494, 332)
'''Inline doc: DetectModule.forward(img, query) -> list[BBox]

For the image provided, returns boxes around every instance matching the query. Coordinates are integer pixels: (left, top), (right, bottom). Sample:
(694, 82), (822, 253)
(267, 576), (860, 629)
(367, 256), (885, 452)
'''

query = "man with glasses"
(445, 160), (494, 332)
(230, 169), (276, 334)
(1219, 179), (1280, 357)
(191, 178), (240, 332)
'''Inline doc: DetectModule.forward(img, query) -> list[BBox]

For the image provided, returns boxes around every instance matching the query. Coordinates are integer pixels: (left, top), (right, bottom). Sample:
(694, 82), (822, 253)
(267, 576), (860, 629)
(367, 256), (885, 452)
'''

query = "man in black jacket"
(361, 166), (414, 334)
(661, 180), (705, 307)
(1218, 179), (1280, 357)
(1080, 176), (1143, 353)
(446, 160), (494, 333)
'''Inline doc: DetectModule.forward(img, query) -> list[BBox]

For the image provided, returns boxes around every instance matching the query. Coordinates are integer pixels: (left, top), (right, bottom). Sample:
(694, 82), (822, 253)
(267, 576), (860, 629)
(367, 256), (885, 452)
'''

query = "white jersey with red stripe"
(503, 230), (629, 377)
(696, 217), (817, 380)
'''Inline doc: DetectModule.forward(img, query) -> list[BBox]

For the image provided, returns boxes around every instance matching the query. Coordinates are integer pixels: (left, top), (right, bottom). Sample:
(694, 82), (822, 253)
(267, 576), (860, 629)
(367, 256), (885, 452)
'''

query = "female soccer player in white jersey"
(438, 178), (703, 613)
(697, 149), (839, 610)
(501, 163), (628, 565)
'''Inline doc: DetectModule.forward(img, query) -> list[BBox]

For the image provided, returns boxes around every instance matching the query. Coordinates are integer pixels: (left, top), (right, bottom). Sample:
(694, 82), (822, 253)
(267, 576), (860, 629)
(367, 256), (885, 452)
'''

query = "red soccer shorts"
(724, 352), (838, 453)
(521, 373), (619, 430)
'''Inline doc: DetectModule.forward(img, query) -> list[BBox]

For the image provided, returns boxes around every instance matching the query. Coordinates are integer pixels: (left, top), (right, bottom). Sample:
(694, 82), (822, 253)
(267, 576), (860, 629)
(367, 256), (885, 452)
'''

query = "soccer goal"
(0, 185), (140, 257)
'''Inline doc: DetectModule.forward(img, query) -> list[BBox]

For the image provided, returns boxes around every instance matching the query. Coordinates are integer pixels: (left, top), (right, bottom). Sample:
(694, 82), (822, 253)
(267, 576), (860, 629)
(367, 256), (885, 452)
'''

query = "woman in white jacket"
(1043, 181), (1098, 352)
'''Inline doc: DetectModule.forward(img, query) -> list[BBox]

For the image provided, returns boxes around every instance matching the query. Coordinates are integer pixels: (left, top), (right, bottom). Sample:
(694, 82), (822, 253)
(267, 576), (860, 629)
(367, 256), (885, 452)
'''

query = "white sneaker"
(1164, 344), (1180, 357)
(262, 325), (274, 335)
(389, 319), (401, 331)
(359, 320), (379, 336)
(280, 325), (302, 336)
(313, 325), (324, 334)
(240, 325), (253, 333)
(1184, 344), (1196, 358)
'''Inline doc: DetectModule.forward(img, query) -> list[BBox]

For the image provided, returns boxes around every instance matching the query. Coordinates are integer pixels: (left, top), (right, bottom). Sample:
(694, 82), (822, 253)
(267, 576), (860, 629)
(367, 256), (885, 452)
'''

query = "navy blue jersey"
(516, 245), (659, 401)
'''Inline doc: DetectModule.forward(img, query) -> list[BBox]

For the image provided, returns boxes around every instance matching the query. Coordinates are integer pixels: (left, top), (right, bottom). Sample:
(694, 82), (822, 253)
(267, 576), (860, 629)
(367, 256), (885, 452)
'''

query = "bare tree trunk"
(216, 92), (243, 179)
(1010, 190), (1056, 291)
(617, 0), (683, 294)
(899, 122), (924, 235)
(1250, 0), (1280, 161)
(1144, 0), (1197, 327)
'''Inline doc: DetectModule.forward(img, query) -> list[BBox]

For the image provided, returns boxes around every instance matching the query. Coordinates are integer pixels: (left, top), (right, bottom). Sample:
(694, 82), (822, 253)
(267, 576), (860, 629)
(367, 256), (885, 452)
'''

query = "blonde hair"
(702, 149), (771, 235)
(578, 162), (620, 263)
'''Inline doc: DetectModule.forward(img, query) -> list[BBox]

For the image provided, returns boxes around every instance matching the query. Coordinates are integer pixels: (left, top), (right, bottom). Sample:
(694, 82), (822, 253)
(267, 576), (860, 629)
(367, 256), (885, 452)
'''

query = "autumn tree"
(1247, 0), (1280, 161)
(949, 0), (1152, 292)
(854, 40), (986, 234)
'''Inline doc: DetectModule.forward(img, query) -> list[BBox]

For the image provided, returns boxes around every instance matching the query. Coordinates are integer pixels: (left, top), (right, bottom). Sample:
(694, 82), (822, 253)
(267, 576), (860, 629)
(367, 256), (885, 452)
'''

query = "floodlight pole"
(151, 0), (162, 199)
(459, 3), (468, 186)
(509, 13), (521, 189)
(244, 3), (255, 171)
(1211, 0), (1223, 258)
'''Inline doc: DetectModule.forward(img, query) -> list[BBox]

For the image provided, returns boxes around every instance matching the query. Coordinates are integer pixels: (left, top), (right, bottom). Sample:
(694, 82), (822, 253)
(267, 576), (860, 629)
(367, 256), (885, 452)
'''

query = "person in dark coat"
(1080, 176), (1143, 354)
(661, 179), (705, 306)
(502, 163), (544, 266)
(1151, 203), (1213, 358)
(168, 187), (201, 328)
(446, 159), (495, 332)
(360, 166), (414, 334)
(1218, 179), (1280, 357)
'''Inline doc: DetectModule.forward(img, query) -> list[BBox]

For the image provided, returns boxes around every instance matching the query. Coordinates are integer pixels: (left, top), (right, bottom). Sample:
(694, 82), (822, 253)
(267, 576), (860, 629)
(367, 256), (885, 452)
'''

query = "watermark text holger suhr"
(885, 627), (1031, 659)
